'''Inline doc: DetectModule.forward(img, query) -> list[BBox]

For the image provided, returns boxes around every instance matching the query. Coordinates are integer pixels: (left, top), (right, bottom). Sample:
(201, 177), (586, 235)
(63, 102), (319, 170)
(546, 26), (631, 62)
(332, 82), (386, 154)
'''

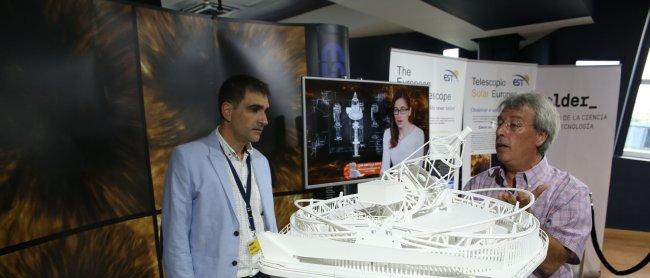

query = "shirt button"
(233, 231), (239, 236)
(232, 260), (237, 266)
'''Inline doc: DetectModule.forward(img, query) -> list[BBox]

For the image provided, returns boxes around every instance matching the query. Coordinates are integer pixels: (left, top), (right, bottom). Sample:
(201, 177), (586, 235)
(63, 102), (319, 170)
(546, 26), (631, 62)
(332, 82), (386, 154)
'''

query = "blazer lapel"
(251, 152), (268, 202)
(250, 150), (276, 231)
(203, 132), (238, 218)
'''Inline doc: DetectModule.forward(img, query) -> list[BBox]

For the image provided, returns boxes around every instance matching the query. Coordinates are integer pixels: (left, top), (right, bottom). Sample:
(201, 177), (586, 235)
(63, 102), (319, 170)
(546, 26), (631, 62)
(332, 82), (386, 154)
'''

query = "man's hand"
(499, 183), (570, 276)
(498, 184), (548, 210)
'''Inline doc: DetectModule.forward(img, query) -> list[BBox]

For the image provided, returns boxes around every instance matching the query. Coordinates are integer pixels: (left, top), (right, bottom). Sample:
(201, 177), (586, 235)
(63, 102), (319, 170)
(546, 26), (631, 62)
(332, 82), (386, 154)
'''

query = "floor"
(598, 228), (650, 278)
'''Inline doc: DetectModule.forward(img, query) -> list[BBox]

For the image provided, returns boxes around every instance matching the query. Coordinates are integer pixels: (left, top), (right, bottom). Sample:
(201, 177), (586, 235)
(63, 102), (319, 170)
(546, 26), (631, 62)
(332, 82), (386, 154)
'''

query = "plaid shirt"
(464, 157), (592, 278)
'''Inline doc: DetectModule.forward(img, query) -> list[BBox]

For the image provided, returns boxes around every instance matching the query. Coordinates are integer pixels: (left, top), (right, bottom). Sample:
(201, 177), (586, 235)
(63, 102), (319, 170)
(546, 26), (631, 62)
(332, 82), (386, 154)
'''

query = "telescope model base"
(260, 128), (548, 278)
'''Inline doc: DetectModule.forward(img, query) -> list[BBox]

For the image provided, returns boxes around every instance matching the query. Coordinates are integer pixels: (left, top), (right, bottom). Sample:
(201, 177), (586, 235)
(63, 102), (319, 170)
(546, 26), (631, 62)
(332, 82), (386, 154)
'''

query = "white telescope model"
(370, 103), (379, 128)
(333, 103), (342, 142)
(345, 93), (363, 158)
(259, 127), (549, 278)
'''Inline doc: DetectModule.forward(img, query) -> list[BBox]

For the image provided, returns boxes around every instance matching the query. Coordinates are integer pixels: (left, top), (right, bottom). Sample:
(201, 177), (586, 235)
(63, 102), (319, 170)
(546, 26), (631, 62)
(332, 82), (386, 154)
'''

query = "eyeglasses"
(491, 119), (534, 132)
(393, 107), (410, 115)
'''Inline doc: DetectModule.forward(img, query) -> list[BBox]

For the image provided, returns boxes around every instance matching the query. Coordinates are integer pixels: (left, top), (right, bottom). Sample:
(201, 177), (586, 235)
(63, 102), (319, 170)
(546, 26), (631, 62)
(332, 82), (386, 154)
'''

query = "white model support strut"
(260, 127), (549, 278)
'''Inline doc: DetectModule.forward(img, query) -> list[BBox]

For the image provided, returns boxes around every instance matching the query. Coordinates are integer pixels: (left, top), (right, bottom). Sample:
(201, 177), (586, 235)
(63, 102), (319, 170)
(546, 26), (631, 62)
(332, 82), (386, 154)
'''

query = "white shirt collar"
(216, 126), (252, 160)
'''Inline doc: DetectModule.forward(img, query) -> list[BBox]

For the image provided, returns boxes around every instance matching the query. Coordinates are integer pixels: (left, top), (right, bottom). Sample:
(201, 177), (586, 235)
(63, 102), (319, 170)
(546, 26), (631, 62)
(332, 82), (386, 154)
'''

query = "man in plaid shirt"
(464, 93), (592, 278)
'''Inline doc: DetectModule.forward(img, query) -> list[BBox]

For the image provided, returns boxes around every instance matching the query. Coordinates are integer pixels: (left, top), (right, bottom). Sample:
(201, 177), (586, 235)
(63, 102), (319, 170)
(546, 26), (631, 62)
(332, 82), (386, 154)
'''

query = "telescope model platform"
(259, 127), (548, 278)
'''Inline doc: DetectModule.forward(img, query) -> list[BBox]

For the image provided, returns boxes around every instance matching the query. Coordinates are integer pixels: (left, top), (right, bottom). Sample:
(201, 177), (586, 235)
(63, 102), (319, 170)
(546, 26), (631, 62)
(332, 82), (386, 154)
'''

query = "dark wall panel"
(0, 0), (335, 273)
(0, 217), (159, 277)
(136, 8), (220, 210)
(136, 7), (309, 209)
(0, 0), (152, 251)
(215, 21), (308, 195)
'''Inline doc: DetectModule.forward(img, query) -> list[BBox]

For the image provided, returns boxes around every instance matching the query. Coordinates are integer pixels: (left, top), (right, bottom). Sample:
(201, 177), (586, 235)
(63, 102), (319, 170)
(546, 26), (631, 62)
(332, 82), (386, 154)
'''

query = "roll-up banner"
(461, 60), (538, 186)
(389, 50), (622, 275)
(537, 65), (621, 277)
(389, 48), (467, 189)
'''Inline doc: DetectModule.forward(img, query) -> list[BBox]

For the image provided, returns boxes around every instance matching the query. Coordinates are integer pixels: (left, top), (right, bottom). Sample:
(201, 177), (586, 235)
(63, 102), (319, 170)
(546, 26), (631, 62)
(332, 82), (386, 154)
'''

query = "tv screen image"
(302, 77), (429, 188)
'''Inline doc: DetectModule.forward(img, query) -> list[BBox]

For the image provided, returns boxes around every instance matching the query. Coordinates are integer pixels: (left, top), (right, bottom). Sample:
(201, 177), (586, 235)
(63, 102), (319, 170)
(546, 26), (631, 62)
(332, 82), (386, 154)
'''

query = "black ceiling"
(242, 0), (332, 22)
(137, 0), (333, 22)
(422, 0), (594, 30)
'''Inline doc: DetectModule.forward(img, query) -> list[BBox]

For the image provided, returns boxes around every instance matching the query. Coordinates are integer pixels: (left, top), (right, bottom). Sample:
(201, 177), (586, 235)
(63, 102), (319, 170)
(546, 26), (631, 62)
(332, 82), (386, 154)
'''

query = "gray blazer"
(162, 131), (277, 278)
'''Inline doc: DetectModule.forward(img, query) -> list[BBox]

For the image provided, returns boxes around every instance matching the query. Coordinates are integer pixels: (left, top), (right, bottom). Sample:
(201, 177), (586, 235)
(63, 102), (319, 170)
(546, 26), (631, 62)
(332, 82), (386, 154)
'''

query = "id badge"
(248, 237), (261, 256)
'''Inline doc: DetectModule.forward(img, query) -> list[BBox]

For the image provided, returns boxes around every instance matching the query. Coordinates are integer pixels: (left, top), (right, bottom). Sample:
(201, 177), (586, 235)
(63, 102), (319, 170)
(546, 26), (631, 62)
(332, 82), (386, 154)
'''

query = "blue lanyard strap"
(219, 143), (256, 232)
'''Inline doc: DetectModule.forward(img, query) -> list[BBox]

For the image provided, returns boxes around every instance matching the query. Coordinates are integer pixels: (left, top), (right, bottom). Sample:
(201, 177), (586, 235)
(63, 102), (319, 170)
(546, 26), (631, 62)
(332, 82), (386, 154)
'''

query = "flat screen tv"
(303, 77), (429, 189)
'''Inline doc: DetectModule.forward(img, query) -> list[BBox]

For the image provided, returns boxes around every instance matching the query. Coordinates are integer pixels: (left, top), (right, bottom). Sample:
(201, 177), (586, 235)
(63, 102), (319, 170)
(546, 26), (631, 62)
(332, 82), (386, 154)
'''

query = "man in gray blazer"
(162, 75), (277, 278)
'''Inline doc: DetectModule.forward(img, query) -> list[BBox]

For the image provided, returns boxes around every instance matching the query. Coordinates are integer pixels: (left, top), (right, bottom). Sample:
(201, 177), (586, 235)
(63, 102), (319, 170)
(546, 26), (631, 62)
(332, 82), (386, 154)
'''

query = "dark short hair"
(218, 75), (270, 120)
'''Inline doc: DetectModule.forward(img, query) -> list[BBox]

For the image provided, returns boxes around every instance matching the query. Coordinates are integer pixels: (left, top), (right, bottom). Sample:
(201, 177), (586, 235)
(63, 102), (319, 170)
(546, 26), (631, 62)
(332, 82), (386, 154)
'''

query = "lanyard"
(219, 143), (256, 232)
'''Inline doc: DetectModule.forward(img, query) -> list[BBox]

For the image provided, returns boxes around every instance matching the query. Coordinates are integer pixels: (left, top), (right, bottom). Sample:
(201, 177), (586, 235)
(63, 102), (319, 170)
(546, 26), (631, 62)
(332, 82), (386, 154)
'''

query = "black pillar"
(304, 24), (351, 198)
(305, 24), (350, 78)
(472, 34), (524, 62)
